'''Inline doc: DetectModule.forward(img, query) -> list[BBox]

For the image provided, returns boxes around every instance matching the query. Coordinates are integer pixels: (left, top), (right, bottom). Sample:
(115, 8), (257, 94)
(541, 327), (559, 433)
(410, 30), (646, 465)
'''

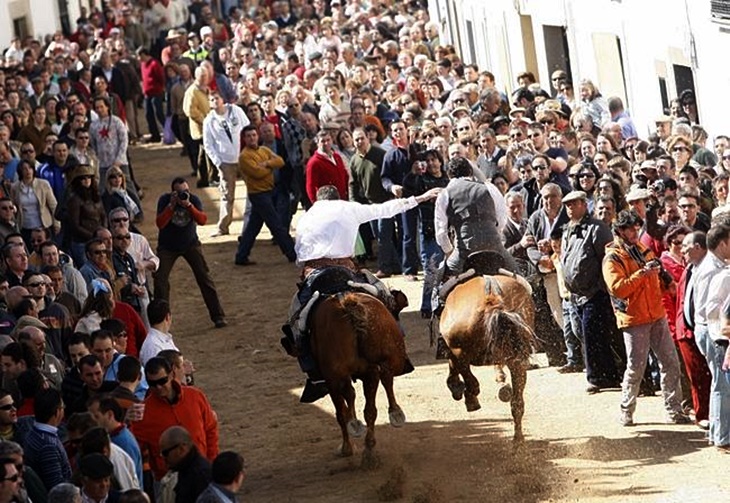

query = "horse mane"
(482, 302), (535, 364)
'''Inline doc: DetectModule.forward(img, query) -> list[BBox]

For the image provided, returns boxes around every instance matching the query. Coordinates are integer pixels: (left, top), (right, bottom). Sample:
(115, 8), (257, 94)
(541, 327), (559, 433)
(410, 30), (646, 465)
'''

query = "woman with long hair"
(65, 165), (107, 266)
(75, 278), (146, 357)
(11, 159), (59, 246)
(578, 78), (610, 130)
(101, 166), (143, 228)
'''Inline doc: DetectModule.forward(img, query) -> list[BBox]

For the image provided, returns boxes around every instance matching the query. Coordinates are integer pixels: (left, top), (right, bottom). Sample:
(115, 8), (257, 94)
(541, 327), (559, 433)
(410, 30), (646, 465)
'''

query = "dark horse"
(439, 274), (536, 443)
(309, 291), (412, 466)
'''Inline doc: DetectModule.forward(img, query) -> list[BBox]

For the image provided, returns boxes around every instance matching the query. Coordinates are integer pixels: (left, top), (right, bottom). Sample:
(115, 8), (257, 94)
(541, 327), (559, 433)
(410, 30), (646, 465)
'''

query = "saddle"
(438, 251), (516, 304)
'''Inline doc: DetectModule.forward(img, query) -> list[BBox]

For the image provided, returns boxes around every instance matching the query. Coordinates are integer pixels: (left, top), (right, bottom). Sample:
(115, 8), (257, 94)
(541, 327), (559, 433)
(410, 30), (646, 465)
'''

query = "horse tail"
(339, 293), (370, 345)
(482, 295), (536, 364)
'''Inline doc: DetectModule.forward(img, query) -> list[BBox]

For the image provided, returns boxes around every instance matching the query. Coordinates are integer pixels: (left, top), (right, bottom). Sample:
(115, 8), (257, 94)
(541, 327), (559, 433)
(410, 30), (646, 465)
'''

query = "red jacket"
(660, 251), (685, 337)
(130, 382), (219, 480)
(674, 265), (695, 342)
(305, 150), (349, 202)
(140, 58), (165, 97)
(113, 301), (147, 357)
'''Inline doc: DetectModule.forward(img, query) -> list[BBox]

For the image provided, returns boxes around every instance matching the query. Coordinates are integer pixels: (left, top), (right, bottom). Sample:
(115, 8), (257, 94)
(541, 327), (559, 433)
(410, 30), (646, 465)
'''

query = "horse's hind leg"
(455, 358), (480, 412)
(447, 356), (466, 401)
(330, 386), (354, 457)
(343, 381), (366, 438)
(360, 368), (381, 470)
(380, 368), (405, 427)
(506, 359), (527, 444)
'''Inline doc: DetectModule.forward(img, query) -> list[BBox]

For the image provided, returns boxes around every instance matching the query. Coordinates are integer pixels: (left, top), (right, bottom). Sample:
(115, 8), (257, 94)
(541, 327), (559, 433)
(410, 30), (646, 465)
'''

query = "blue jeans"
(236, 191), (295, 263)
(577, 291), (623, 387)
(400, 208), (419, 275)
(144, 94), (165, 139)
(419, 236), (443, 313)
(563, 300), (584, 366)
(370, 217), (400, 274)
(696, 325), (730, 446)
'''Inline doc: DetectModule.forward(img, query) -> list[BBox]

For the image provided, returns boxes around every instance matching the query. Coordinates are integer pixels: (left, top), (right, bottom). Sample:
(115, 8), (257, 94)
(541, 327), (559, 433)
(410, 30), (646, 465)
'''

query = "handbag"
(163, 116), (176, 145)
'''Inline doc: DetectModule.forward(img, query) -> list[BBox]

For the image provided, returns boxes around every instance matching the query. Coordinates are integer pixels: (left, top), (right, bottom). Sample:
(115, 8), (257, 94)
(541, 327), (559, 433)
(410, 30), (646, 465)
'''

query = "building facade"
(430, 0), (730, 137)
(0, 0), (91, 49)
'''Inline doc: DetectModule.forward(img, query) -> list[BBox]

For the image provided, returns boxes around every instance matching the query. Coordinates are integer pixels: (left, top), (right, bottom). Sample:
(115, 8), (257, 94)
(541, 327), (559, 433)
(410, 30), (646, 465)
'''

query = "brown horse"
(439, 275), (536, 443)
(309, 291), (411, 466)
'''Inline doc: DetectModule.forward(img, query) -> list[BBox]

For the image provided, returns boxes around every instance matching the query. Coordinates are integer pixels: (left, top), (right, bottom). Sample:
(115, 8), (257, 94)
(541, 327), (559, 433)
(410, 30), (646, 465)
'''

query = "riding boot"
(301, 370), (329, 403)
(280, 324), (298, 357)
(435, 337), (451, 360)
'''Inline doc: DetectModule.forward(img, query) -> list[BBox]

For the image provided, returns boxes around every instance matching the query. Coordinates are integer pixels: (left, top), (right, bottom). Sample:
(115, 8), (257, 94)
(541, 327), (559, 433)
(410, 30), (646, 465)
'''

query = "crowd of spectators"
(0, 0), (729, 500)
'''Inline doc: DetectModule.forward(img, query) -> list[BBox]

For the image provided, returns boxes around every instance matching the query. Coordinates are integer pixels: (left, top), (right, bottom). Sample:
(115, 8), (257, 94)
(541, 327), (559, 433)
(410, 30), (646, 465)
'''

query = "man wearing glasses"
(0, 199), (18, 244)
(0, 456), (21, 503)
(131, 357), (219, 481)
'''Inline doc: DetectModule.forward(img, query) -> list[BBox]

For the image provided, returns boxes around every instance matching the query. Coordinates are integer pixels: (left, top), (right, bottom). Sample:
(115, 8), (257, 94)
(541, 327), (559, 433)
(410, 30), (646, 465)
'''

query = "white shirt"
(692, 251), (726, 326)
(295, 197), (419, 264)
(110, 443), (141, 490)
(434, 178), (507, 254)
(706, 266), (730, 341)
(202, 104), (250, 167)
(139, 327), (178, 365)
(129, 233), (159, 285)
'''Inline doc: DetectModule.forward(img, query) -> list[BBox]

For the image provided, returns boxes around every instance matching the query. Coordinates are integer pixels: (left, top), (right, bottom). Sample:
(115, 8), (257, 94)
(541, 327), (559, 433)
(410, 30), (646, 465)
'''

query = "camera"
(647, 259), (661, 269)
(651, 179), (665, 193)
(177, 190), (190, 202)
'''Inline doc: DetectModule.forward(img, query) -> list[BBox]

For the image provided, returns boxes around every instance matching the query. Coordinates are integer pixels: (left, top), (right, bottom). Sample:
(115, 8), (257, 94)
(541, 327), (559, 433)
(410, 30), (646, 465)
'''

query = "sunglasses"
(21, 149), (34, 154)
(2, 474), (19, 483)
(114, 235), (132, 241)
(723, 156), (730, 160)
(672, 147), (689, 153)
(26, 282), (45, 288)
(91, 250), (107, 256)
(423, 133), (435, 139)
(510, 133), (523, 139)
(161, 443), (180, 457)
(457, 126), (470, 132)
(0, 403), (16, 411)
(679, 204), (696, 209)
(148, 375), (169, 387)
(111, 218), (129, 223)
(578, 173), (595, 179)
(671, 240), (684, 245)
(532, 164), (549, 170)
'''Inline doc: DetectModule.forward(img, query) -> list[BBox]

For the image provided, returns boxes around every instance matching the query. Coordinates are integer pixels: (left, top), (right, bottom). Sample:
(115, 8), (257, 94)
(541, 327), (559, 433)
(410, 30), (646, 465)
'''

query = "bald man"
(159, 426), (211, 503)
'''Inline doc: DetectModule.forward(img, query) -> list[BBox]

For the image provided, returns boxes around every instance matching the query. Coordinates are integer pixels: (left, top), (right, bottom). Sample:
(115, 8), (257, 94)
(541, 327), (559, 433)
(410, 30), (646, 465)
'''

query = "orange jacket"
(130, 382), (219, 480)
(602, 238), (667, 329)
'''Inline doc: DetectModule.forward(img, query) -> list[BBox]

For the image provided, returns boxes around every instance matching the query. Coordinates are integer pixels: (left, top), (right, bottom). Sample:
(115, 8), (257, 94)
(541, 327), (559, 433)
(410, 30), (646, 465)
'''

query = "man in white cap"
(560, 190), (622, 394)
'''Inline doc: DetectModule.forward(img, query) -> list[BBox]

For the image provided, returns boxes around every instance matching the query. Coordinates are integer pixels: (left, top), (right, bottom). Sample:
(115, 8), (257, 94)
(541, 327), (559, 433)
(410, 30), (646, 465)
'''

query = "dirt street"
(134, 144), (729, 503)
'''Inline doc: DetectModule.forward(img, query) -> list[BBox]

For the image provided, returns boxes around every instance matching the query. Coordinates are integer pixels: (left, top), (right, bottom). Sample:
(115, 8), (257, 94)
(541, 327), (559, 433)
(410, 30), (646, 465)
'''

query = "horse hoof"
(465, 396), (481, 412)
(389, 407), (406, 427)
(339, 442), (354, 458)
(347, 419), (366, 438)
(448, 381), (465, 401)
(361, 449), (381, 471)
(498, 384), (513, 403)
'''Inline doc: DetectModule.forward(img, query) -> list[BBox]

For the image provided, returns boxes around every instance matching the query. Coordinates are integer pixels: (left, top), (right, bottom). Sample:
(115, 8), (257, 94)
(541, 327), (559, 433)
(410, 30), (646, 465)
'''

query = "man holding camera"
(154, 177), (227, 328)
(603, 209), (691, 426)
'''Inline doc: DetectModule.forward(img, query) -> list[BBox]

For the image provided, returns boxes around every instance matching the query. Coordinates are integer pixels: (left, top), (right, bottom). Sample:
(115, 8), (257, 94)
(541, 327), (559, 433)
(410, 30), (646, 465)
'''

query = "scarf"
(111, 187), (140, 217)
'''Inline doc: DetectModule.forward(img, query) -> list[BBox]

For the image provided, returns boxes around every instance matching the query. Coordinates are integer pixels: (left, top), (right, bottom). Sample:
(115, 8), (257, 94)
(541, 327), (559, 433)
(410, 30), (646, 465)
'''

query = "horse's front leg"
(380, 367), (405, 427)
(506, 359), (527, 444)
(360, 367), (381, 470)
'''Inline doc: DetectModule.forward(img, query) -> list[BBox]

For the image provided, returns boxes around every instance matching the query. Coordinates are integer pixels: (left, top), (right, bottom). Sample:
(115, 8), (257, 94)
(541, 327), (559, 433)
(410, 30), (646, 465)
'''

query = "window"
(13, 17), (29, 40)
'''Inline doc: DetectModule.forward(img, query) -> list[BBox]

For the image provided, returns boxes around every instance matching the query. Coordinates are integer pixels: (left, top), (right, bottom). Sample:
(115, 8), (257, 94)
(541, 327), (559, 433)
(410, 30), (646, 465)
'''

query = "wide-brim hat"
(71, 164), (96, 183)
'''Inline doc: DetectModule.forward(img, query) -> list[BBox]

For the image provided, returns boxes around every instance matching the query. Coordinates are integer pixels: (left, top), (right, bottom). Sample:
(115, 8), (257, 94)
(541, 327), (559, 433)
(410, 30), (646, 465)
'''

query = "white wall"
(438, 0), (730, 137)
(29, 0), (60, 40)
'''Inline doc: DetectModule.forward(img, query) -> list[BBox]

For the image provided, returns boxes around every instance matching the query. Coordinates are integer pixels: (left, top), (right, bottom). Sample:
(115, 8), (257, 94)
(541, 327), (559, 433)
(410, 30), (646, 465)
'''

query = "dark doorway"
(543, 26), (572, 92)
(57, 0), (71, 36)
(658, 77), (669, 113)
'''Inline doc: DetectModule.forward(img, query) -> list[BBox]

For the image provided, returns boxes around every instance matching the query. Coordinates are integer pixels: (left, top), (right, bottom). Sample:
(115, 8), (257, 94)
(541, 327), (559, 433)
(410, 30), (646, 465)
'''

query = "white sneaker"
(620, 411), (634, 427)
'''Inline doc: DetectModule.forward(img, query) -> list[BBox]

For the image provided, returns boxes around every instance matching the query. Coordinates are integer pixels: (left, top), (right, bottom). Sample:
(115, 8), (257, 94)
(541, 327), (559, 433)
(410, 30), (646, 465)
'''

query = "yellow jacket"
(238, 146), (285, 194)
(182, 84), (209, 140)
